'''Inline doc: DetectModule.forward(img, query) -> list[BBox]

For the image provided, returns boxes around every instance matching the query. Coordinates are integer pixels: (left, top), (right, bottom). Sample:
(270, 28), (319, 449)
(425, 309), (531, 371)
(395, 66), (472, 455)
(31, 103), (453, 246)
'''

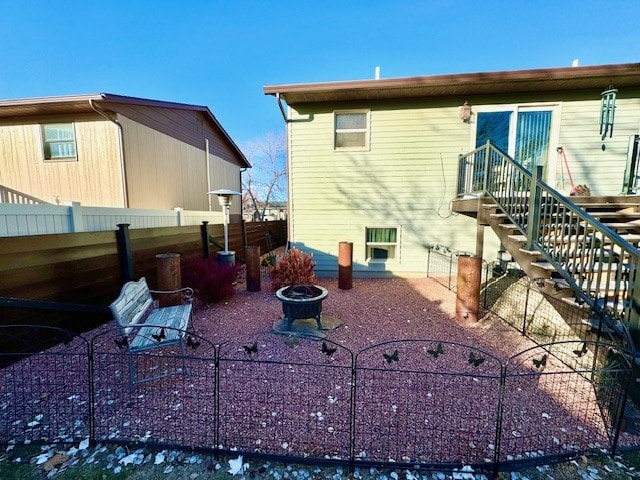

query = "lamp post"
(208, 189), (241, 265)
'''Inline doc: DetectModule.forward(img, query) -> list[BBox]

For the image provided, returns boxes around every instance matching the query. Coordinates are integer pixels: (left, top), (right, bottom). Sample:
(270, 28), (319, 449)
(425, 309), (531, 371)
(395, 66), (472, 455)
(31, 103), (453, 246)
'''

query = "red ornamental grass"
(270, 248), (317, 291)
(183, 257), (243, 304)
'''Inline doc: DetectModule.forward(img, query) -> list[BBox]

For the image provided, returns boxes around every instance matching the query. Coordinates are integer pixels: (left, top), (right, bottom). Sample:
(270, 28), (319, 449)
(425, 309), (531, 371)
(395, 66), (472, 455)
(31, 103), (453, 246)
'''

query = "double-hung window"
(366, 227), (398, 261)
(41, 123), (77, 161)
(334, 111), (369, 150)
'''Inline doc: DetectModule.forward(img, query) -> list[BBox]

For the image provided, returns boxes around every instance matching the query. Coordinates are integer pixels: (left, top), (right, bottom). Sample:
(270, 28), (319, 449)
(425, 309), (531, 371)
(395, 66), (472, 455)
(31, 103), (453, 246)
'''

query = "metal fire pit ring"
(275, 284), (329, 331)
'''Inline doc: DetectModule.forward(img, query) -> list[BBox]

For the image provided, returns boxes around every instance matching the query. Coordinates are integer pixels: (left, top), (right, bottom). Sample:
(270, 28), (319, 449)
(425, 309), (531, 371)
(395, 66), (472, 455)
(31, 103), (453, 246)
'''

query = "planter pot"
(275, 284), (329, 330)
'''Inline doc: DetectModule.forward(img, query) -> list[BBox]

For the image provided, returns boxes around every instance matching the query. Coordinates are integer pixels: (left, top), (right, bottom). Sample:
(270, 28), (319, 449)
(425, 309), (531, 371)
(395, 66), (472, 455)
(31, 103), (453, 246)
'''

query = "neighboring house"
(264, 63), (640, 277)
(0, 93), (250, 217)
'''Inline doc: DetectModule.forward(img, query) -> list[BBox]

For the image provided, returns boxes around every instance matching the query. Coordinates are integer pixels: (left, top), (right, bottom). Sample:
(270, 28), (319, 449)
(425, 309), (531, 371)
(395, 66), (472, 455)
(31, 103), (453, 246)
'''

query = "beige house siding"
(119, 115), (242, 214)
(287, 101), (498, 277)
(108, 103), (245, 167)
(0, 115), (123, 206)
(119, 115), (208, 210)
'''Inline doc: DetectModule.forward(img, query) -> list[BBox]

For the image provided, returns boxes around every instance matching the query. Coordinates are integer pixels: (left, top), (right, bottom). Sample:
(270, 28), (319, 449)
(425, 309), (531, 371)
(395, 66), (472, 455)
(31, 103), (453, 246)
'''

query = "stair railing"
(458, 141), (640, 347)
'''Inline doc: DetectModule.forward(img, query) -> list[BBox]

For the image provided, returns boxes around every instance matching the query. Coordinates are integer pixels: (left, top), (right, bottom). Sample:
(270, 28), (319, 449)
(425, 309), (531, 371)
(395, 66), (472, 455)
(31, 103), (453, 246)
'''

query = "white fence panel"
(0, 203), (225, 237)
(0, 204), (72, 236)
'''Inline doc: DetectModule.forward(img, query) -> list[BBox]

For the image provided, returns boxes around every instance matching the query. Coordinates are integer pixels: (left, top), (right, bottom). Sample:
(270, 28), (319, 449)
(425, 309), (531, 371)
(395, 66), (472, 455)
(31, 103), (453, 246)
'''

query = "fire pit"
(275, 284), (329, 330)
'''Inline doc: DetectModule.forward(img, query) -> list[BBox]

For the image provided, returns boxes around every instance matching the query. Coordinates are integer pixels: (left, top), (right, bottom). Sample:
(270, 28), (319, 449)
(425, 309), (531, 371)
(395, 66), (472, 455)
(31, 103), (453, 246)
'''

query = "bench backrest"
(110, 277), (154, 335)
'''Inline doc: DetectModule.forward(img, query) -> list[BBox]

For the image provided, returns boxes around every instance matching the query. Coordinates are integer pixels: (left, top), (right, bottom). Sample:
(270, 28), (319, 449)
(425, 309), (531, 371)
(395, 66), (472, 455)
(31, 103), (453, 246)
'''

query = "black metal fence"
(0, 324), (636, 477)
(426, 244), (634, 350)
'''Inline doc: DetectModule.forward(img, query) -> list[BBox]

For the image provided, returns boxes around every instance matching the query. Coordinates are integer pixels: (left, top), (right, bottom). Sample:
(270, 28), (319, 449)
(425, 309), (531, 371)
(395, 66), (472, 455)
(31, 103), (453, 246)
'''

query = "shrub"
(183, 257), (243, 305)
(261, 254), (278, 267)
(270, 248), (317, 291)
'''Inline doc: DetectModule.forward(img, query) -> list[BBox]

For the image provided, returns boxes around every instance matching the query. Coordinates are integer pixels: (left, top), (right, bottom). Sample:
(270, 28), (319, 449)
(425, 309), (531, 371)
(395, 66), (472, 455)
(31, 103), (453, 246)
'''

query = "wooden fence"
(0, 220), (287, 330)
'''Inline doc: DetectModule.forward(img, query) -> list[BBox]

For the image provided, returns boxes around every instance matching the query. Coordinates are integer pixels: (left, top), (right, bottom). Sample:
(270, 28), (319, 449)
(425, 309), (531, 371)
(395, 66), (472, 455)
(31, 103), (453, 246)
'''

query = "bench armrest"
(149, 286), (194, 303)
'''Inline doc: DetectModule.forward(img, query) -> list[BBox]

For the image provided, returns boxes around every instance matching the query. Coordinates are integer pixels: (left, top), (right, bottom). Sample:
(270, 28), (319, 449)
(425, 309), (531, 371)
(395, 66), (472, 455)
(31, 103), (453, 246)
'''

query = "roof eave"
(264, 62), (640, 104)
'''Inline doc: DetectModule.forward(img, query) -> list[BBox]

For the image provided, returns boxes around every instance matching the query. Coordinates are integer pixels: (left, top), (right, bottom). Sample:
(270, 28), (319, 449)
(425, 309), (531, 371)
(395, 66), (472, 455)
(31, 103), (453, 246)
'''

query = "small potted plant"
(270, 248), (328, 330)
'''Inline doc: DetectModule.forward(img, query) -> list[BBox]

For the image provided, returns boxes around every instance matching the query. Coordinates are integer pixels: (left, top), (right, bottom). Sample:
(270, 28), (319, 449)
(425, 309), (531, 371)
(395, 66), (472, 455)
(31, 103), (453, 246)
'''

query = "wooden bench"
(109, 277), (194, 387)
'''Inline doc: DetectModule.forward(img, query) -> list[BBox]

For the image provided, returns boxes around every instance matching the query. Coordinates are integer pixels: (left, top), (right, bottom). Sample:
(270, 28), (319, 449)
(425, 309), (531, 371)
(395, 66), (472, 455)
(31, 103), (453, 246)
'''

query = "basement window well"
(366, 227), (398, 261)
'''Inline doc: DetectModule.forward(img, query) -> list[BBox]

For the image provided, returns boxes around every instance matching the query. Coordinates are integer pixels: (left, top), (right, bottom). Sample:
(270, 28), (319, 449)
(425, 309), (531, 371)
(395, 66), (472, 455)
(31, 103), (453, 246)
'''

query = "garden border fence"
(426, 244), (634, 350)
(0, 323), (635, 478)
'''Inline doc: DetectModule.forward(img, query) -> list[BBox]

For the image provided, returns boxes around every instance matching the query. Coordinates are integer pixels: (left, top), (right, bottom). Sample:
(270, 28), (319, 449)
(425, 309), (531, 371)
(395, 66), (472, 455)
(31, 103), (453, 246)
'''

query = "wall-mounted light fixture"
(600, 85), (617, 139)
(459, 101), (472, 123)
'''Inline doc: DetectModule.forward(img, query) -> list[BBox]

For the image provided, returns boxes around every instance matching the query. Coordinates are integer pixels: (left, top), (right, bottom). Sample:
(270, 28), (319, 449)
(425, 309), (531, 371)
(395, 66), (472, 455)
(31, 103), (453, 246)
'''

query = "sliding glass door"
(476, 107), (553, 172)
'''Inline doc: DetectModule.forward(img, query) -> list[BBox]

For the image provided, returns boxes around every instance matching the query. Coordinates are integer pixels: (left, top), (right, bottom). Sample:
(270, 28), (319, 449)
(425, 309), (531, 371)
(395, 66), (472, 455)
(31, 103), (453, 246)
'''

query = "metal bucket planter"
(275, 284), (329, 330)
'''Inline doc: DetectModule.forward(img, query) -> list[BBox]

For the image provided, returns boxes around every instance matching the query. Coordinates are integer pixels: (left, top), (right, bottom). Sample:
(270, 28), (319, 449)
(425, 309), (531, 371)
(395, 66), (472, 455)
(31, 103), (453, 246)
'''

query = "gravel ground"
(2, 275), (640, 479)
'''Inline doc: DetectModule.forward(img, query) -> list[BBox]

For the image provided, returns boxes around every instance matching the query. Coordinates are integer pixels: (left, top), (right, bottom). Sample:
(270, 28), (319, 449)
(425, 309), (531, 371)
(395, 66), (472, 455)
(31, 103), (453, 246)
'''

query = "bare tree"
(241, 131), (287, 221)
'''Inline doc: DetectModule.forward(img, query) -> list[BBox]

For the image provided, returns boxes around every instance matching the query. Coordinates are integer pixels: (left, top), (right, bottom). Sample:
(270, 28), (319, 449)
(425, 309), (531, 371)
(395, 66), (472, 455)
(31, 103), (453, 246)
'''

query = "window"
(366, 227), (398, 261)
(41, 123), (77, 161)
(474, 107), (555, 171)
(334, 111), (369, 150)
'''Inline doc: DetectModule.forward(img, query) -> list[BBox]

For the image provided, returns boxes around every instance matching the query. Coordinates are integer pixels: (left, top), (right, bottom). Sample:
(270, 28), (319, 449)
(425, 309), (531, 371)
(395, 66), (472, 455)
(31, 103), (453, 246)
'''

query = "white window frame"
(470, 102), (561, 180)
(365, 226), (400, 263)
(334, 110), (370, 151)
(41, 123), (78, 162)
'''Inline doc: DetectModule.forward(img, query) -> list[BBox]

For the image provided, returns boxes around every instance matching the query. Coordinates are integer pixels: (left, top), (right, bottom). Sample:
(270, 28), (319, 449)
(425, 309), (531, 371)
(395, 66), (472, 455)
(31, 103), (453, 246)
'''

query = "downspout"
(272, 93), (292, 244)
(240, 167), (247, 220)
(89, 99), (129, 207)
(205, 138), (212, 211)
(275, 93), (289, 123)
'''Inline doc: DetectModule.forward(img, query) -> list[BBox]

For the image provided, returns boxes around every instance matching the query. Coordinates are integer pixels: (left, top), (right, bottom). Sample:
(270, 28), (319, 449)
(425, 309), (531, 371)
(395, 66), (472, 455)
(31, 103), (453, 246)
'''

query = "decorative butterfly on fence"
(532, 354), (547, 369)
(243, 341), (258, 356)
(114, 336), (129, 349)
(187, 336), (201, 350)
(427, 343), (444, 359)
(573, 342), (588, 358)
(468, 352), (485, 367)
(151, 328), (166, 342)
(383, 349), (399, 364)
(321, 342), (337, 357)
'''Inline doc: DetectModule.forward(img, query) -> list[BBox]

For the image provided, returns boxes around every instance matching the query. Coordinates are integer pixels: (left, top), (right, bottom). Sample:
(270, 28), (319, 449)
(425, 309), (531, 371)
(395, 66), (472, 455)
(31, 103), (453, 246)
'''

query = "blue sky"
(2, 1), (639, 148)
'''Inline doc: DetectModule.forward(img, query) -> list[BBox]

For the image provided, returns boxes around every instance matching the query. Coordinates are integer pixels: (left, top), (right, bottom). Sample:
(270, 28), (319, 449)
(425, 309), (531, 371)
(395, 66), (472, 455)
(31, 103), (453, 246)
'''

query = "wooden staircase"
(483, 199), (639, 328)
(454, 141), (640, 351)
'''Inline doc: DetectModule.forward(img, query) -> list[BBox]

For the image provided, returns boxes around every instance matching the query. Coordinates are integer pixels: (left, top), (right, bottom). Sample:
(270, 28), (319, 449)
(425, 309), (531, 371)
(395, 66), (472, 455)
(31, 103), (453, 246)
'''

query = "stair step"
(519, 248), (541, 256)
(545, 277), (628, 294)
(561, 296), (591, 310)
(564, 261), (628, 273)
(498, 223), (519, 230)
(587, 212), (640, 220)
(572, 201), (640, 210)
(531, 261), (555, 271)
(581, 221), (640, 232)
(508, 234), (528, 243)
(490, 213), (508, 219)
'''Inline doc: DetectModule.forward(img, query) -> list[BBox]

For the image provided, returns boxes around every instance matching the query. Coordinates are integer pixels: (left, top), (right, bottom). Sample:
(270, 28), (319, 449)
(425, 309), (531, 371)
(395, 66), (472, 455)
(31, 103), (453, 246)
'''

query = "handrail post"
(456, 153), (464, 196)
(482, 140), (492, 192)
(628, 257), (640, 351)
(526, 165), (543, 250)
